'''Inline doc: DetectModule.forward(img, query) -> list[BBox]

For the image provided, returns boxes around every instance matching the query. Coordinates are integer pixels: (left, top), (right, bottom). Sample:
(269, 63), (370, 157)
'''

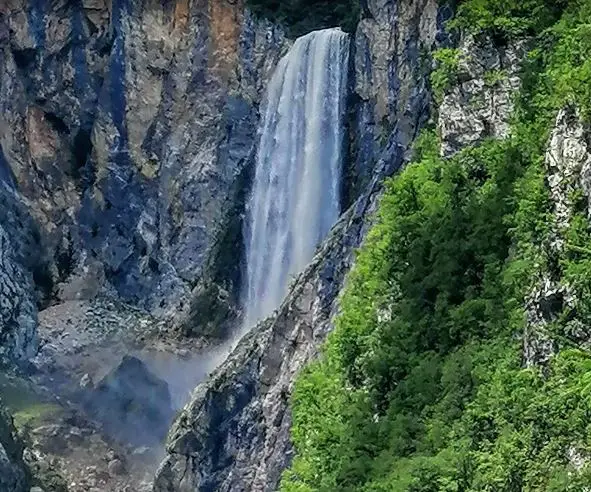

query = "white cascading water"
(242, 28), (350, 330)
(151, 30), (349, 414)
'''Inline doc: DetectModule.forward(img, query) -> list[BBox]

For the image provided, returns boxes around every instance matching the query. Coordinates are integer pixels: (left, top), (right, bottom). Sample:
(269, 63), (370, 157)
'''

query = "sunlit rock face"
(0, 1), (287, 305)
(438, 34), (525, 158)
(344, 0), (446, 205)
(0, 0), (288, 359)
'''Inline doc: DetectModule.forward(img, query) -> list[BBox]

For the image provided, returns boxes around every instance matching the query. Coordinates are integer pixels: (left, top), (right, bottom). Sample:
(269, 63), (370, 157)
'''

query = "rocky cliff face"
(0, 192), (38, 362)
(524, 106), (591, 367)
(3, 1), (547, 491)
(344, 0), (452, 204)
(0, 0), (288, 361)
(153, 147), (406, 492)
(438, 34), (525, 157)
(153, 1), (447, 490)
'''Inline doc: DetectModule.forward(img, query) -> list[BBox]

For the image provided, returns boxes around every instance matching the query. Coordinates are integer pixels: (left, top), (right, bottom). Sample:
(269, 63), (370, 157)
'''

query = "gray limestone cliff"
(0, 0), (288, 360)
(438, 33), (525, 157)
(523, 107), (591, 367)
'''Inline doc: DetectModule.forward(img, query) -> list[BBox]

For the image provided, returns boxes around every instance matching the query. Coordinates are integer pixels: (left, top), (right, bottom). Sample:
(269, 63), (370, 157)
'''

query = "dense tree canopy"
(282, 1), (591, 490)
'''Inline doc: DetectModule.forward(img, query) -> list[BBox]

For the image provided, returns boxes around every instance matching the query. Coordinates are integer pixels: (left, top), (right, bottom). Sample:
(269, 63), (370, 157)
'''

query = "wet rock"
(89, 356), (173, 446)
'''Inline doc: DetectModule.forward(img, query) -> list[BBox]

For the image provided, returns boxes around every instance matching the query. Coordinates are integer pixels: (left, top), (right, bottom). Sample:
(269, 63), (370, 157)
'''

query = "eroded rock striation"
(0, 0), (288, 360)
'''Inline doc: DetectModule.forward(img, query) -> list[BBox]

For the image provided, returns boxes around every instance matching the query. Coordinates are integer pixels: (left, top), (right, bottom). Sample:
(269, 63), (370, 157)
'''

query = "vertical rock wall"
(343, 0), (450, 206)
(0, 0), (288, 358)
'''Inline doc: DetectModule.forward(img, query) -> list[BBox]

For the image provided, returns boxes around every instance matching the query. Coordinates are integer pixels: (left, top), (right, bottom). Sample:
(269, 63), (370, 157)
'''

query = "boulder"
(89, 356), (173, 446)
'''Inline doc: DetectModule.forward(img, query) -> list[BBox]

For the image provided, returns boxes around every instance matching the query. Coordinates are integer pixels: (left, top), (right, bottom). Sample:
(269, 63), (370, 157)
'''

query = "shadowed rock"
(90, 355), (173, 446)
(0, 399), (30, 492)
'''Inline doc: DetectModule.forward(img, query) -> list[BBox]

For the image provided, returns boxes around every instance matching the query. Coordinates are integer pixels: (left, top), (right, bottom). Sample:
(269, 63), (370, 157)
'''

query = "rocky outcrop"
(0, 400), (30, 492)
(0, 226), (38, 363)
(0, 1), (288, 359)
(0, 163), (40, 362)
(432, 32), (591, 367)
(153, 1), (446, 490)
(154, 140), (408, 492)
(438, 34), (525, 157)
(344, 0), (446, 204)
(524, 107), (591, 366)
(428, 28), (561, 365)
(545, 107), (591, 247)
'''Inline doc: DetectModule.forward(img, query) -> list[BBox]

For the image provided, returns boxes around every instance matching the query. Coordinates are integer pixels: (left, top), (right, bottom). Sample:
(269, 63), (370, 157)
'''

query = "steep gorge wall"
(0, 0), (466, 489)
(0, 0), (287, 359)
(343, 0), (453, 205)
(153, 1), (450, 490)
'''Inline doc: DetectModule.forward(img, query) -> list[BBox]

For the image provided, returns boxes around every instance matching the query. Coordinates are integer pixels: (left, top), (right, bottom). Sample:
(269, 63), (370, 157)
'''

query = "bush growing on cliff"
(450, 0), (565, 38)
(431, 48), (462, 103)
(246, 0), (359, 36)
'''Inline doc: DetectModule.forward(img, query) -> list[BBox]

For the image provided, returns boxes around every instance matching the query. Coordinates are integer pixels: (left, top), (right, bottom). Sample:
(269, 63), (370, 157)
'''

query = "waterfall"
(242, 28), (350, 330)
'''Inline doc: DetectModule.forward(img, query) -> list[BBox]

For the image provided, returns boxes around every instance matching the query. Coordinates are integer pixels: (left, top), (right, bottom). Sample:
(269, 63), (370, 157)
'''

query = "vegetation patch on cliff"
(282, 1), (591, 490)
(245, 0), (359, 37)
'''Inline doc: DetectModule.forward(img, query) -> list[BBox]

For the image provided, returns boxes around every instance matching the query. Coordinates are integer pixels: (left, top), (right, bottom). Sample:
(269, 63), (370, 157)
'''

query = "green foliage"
(449, 0), (565, 38)
(245, 0), (360, 37)
(484, 69), (508, 87)
(283, 1), (591, 491)
(431, 49), (462, 103)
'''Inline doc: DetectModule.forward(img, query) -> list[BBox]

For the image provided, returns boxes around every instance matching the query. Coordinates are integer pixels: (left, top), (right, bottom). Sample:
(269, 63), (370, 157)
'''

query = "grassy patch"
(0, 372), (62, 429)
